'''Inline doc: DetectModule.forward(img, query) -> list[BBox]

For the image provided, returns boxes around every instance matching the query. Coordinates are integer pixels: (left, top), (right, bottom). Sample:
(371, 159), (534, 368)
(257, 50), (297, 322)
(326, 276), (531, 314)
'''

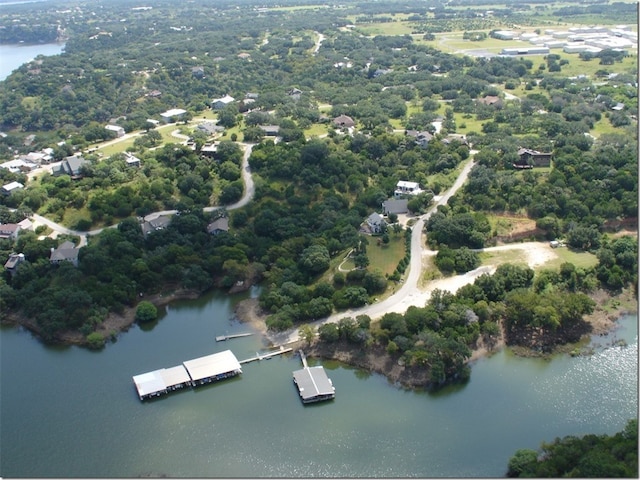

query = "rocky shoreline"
(232, 288), (637, 388)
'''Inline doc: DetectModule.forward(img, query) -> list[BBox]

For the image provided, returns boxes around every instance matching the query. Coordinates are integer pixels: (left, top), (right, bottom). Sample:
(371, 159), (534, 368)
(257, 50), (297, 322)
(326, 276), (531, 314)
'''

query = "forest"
(0, 0), (637, 382)
(507, 419), (638, 478)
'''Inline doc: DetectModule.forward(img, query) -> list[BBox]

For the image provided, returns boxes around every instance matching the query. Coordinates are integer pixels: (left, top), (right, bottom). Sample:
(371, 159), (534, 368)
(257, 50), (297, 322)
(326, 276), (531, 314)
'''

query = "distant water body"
(0, 42), (64, 80)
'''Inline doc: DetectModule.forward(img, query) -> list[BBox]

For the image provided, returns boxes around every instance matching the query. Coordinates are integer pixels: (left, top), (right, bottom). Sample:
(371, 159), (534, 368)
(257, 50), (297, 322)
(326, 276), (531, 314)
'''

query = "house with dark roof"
(333, 115), (355, 128)
(406, 130), (433, 148)
(364, 212), (386, 234)
(192, 66), (205, 78)
(477, 95), (502, 107)
(515, 148), (552, 168)
(197, 122), (225, 136)
(53, 155), (89, 179)
(382, 198), (409, 215)
(259, 125), (280, 136)
(49, 241), (79, 267)
(0, 223), (20, 240)
(4, 252), (25, 276)
(207, 217), (229, 235)
(141, 216), (172, 237)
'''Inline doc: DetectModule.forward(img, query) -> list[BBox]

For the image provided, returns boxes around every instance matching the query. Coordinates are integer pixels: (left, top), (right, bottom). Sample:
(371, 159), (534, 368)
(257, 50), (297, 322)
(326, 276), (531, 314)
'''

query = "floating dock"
(132, 350), (242, 400)
(215, 333), (253, 342)
(292, 351), (335, 404)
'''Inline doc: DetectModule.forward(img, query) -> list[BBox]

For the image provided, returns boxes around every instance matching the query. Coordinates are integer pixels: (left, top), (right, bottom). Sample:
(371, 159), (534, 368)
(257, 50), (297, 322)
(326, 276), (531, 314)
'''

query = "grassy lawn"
(454, 113), (486, 135)
(366, 233), (405, 276)
(543, 247), (599, 271)
(304, 123), (330, 138)
(479, 248), (530, 268)
(591, 115), (626, 138)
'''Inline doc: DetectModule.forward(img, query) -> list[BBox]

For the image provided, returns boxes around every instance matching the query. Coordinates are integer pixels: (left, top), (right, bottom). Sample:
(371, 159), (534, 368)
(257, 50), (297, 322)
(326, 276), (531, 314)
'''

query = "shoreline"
(232, 288), (637, 388)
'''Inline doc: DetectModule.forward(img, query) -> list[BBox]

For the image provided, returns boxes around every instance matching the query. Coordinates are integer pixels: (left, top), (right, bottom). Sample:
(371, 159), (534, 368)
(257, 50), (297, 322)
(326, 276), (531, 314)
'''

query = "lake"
(0, 42), (64, 81)
(0, 287), (636, 478)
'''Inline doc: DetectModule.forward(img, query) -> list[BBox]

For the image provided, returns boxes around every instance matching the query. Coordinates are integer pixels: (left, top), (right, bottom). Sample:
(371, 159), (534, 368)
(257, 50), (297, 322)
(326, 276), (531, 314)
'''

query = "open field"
(366, 233), (405, 276)
(543, 247), (599, 270)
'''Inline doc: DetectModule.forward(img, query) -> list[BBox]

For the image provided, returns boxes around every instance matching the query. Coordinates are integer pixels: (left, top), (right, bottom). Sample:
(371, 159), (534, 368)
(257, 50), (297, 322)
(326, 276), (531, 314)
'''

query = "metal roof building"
(132, 366), (191, 400)
(183, 350), (242, 386)
(293, 366), (335, 404)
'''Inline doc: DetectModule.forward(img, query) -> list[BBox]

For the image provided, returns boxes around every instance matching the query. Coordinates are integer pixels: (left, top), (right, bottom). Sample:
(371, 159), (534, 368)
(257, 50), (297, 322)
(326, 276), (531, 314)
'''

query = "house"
(4, 252), (25, 276)
(196, 122), (225, 136)
(259, 125), (280, 136)
(105, 125), (125, 137)
(287, 88), (302, 100)
(2, 181), (24, 196)
(0, 223), (20, 240)
(52, 155), (89, 179)
(207, 217), (229, 235)
(406, 130), (433, 148)
(191, 66), (205, 78)
(382, 198), (409, 215)
(124, 152), (141, 167)
(0, 159), (38, 173)
(160, 108), (187, 123)
(333, 115), (355, 128)
(365, 212), (386, 234)
(477, 95), (502, 106)
(17, 218), (33, 231)
(49, 241), (79, 267)
(211, 95), (235, 110)
(146, 90), (162, 98)
(200, 143), (219, 158)
(515, 148), (552, 168)
(237, 53), (251, 60)
(141, 215), (171, 236)
(394, 181), (423, 198)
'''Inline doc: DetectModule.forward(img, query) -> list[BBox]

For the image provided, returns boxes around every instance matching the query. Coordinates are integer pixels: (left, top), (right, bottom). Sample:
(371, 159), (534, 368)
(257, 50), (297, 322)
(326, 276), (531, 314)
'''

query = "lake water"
(0, 286), (637, 478)
(0, 42), (64, 81)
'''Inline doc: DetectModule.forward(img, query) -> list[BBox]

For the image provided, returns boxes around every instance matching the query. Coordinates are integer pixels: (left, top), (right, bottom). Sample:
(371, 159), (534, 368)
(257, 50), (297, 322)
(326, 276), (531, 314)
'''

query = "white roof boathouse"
(292, 351), (335, 404)
(132, 349), (242, 400)
(182, 350), (242, 386)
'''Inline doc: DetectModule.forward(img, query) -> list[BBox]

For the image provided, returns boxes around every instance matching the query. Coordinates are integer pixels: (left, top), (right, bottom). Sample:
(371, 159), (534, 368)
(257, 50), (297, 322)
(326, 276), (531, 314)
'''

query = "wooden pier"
(239, 345), (293, 364)
(215, 332), (253, 342)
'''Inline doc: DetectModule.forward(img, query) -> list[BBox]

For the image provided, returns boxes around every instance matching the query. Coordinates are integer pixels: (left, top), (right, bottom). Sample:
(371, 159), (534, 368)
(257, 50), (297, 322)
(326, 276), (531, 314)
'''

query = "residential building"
(394, 181), (423, 198)
(211, 95), (235, 110)
(52, 155), (89, 179)
(160, 108), (187, 123)
(258, 125), (280, 136)
(105, 125), (125, 137)
(365, 212), (386, 234)
(0, 223), (20, 240)
(333, 115), (355, 128)
(2, 181), (24, 196)
(406, 130), (433, 148)
(124, 152), (141, 167)
(141, 216), (172, 236)
(207, 217), (229, 235)
(4, 253), (25, 276)
(515, 148), (552, 168)
(49, 241), (79, 267)
(382, 198), (409, 215)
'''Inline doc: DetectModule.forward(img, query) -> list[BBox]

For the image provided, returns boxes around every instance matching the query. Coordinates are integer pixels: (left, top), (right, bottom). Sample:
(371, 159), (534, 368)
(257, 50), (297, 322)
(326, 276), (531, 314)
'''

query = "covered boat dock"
(132, 350), (242, 400)
(183, 350), (243, 386)
(292, 365), (335, 404)
(132, 365), (192, 401)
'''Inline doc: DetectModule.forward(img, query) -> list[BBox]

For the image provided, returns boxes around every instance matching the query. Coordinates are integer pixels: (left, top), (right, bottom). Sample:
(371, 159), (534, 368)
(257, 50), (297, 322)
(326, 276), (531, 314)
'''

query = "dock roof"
(293, 366), (335, 402)
(182, 350), (242, 382)
(132, 366), (191, 399)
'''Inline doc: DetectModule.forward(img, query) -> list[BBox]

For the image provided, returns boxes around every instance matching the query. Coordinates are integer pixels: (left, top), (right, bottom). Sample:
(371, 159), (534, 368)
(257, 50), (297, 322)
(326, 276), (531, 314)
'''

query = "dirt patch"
(234, 298), (268, 335)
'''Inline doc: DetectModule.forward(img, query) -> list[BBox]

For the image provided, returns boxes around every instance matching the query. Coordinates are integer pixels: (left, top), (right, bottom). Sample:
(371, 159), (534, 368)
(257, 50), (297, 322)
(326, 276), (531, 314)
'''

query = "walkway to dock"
(299, 350), (308, 368)
(215, 333), (253, 342)
(239, 345), (293, 364)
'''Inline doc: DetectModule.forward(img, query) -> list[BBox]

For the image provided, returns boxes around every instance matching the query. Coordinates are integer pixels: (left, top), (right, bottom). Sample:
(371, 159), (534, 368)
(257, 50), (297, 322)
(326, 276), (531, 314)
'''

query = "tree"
(507, 449), (538, 477)
(299, 245), (330, 275)
(318, 322), (340, 342)
(298, 324), (315, 345)
(135, 301), (158, 323)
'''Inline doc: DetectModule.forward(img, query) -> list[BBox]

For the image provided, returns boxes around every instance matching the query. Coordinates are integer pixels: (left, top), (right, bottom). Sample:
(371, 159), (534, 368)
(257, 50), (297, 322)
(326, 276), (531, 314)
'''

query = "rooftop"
(182, 350), (242, 382)
(292, 366), (335, 403)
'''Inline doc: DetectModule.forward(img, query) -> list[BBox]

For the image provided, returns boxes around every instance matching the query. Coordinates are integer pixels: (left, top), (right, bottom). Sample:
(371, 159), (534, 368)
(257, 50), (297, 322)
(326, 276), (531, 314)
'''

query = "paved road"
(32, 142), (256, 240)
(267, 157), (478, 346)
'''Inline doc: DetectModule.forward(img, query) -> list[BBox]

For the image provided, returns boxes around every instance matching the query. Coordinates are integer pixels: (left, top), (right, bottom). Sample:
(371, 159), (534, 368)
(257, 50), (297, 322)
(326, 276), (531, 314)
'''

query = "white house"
(2, 181), (24, 196)
(394, 181), (423, 198)
(160, 108), (187, 123)
(105, 125), (125, 137)
(211, 95), (235, 110)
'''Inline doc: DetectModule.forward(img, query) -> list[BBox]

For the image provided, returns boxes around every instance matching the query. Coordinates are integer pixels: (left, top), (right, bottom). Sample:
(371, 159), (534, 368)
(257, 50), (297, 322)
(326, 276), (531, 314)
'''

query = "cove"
(0, 287), (636, 478)
(0, 42), (64, 81)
